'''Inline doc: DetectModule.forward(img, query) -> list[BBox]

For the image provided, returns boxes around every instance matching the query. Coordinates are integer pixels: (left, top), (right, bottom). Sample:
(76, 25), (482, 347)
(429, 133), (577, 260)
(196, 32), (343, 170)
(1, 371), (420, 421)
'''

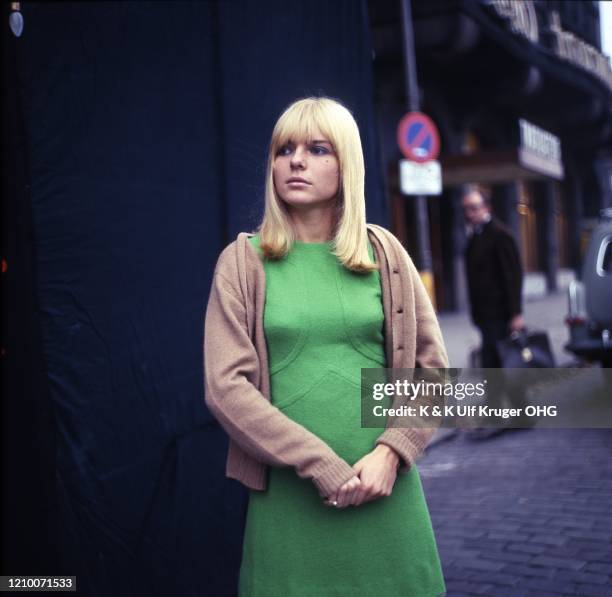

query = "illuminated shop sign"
(519, 119), (561, 163)
(518, 119), (563, 180)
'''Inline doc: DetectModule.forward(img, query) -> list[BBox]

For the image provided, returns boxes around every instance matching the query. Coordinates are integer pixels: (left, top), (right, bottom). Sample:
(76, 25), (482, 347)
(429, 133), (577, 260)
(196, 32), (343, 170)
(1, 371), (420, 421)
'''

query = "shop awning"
(441, 147), (564, 186)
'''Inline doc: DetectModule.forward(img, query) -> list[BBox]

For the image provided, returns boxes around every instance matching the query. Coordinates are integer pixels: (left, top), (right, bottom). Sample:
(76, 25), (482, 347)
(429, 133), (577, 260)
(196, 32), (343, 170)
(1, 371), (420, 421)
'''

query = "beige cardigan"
(203, 223), (449, 498)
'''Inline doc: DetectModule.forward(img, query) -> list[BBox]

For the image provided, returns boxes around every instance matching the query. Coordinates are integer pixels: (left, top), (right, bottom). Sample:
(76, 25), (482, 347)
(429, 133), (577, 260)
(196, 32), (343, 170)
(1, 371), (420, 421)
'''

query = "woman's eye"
(276, 145), (292, 156)
(310, 145), (329, 155)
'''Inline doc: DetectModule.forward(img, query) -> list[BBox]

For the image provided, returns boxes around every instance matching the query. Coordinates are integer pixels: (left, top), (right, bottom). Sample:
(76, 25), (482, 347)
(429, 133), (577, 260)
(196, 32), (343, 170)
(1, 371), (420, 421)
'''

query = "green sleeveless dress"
(239, 235), (445, 597)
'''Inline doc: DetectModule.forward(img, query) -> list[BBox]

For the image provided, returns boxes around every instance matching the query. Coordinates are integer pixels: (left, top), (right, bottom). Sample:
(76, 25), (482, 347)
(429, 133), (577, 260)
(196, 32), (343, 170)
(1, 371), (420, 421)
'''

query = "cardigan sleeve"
(203, 258), (357, 498)
(374, 237), (449, 472)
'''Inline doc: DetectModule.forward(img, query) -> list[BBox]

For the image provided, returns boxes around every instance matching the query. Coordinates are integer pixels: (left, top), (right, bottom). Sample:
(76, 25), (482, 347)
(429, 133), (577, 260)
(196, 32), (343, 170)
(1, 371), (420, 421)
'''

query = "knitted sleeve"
(203, 247), (357, 498)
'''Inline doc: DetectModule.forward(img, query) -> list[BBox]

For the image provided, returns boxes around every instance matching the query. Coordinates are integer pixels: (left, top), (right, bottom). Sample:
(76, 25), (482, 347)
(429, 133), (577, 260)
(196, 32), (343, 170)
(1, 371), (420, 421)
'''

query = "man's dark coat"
(464, 217), (523, 325)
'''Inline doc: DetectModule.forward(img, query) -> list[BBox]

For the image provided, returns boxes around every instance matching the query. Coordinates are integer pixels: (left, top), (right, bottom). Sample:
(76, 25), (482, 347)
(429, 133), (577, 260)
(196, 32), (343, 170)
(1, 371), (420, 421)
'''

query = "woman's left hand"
(350, 444), (400, 507)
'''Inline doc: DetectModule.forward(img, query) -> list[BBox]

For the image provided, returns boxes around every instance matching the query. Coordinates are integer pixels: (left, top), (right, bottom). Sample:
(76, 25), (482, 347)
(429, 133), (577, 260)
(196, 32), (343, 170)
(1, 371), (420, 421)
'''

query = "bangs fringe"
(271, 101), (335, 155)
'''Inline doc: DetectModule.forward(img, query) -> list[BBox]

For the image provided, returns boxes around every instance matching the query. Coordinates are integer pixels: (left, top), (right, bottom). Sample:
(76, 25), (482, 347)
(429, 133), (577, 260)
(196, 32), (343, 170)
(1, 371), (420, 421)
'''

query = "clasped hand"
(323, 444), (400, 509)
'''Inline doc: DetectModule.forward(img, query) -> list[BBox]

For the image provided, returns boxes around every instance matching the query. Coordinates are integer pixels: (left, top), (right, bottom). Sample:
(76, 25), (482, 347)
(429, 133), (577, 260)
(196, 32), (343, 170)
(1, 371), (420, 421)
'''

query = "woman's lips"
(287, 178), (310, 184)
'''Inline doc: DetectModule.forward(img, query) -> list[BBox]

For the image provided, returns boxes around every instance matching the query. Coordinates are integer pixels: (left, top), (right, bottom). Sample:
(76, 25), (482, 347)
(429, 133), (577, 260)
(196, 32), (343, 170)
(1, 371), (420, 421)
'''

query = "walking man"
(461, 186), (531, 435)
(462, 186), (525, 367)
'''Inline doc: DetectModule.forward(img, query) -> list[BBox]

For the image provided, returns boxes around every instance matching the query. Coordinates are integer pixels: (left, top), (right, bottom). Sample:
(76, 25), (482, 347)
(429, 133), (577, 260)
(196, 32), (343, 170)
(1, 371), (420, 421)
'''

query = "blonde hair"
(256, 97), (378, 273)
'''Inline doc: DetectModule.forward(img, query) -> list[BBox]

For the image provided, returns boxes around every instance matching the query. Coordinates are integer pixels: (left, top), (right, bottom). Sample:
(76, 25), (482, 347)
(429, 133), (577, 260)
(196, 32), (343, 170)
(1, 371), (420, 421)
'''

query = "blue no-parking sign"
(397, 112), (440, 163)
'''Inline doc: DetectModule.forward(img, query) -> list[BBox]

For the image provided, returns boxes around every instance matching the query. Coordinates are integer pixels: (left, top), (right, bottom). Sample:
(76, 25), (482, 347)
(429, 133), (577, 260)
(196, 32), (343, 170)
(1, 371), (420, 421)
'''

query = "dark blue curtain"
(216, 0), (386, 235)
(5, 1), (385, 595)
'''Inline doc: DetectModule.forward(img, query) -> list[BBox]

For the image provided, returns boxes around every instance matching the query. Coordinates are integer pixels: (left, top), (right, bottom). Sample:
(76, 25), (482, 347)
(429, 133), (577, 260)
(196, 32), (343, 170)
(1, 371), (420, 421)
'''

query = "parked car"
(565, 208), (612, 367)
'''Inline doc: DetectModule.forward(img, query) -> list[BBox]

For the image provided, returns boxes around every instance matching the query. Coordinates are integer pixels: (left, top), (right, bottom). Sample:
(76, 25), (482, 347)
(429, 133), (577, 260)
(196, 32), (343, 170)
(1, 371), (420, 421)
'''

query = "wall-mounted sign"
(548, 11), (612, 93)
(399, 159), (442, 196)
(518, 119), (563, 180)
(441, 119), (563, 185)
(519, 119), (561, 162)
(489, 0), (538, 43)
(397, 112), (440, 163)
(486, 3), (612, 92)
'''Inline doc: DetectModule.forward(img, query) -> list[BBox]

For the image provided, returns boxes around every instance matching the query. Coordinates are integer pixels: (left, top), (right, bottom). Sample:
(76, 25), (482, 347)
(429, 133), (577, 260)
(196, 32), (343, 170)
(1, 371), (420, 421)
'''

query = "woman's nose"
(290, 146), (306, 168)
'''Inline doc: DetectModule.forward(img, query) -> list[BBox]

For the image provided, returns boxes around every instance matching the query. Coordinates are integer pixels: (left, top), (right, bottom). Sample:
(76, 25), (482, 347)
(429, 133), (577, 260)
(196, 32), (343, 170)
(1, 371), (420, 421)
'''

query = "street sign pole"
(399, 0), (435, 303)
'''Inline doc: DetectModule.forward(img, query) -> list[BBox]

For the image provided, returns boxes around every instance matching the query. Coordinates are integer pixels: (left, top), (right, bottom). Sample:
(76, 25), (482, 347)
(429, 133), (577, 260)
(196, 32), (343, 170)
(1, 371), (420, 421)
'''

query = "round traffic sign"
(397, 112), (440, 163)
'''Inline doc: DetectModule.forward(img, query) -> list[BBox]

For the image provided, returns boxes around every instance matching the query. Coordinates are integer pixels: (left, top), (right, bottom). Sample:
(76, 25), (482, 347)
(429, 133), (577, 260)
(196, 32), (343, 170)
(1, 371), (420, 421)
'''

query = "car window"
(597, 235), (612, 276)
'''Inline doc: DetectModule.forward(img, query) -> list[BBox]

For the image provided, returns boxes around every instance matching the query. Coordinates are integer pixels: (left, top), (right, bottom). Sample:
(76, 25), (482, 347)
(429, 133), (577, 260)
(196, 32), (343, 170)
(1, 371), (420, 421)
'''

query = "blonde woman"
(204, 97), (448, 596)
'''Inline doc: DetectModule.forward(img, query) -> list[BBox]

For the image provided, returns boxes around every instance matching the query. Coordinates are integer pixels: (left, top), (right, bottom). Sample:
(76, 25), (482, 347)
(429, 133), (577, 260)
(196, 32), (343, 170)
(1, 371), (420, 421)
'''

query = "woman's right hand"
(323, 475), (361, 508)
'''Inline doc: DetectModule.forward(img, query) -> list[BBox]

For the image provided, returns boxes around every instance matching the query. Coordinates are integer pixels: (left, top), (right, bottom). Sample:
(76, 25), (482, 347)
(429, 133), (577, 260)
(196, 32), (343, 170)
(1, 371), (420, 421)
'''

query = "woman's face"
(272, 128), (340, 209)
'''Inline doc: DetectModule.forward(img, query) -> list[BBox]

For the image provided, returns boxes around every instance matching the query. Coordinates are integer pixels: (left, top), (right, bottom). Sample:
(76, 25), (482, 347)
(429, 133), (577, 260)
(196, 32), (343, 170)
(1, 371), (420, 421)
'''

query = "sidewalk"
(438, 291), (574, 369)
(421, 293), (611, 596)
(419, 428), (612, 596)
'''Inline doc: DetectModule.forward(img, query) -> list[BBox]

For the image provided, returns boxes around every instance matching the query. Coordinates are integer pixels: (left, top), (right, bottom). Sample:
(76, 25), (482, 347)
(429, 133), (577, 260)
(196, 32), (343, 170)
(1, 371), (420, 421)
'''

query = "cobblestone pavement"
(419, 428), (612, 596)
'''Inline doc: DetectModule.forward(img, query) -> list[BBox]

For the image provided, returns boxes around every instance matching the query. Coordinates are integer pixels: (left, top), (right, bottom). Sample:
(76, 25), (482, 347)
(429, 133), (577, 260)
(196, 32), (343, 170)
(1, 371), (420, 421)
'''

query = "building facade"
(369, 0), (612, 311)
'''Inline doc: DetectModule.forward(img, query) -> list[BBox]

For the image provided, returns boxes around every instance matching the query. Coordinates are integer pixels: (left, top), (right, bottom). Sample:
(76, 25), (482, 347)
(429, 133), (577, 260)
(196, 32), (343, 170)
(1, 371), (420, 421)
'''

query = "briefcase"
(496, 329), (555, 368)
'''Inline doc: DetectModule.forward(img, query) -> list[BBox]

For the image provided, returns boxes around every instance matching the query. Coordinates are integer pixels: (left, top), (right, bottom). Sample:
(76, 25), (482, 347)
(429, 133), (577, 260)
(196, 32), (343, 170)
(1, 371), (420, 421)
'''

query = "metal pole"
(400, 0), (420, 113)
(399, 0), (434, 279)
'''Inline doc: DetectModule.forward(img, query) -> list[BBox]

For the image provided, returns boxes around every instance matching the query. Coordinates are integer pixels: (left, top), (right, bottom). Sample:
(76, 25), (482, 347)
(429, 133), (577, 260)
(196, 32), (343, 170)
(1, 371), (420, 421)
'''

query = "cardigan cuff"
(311, 457), (358, 498)
(374, 428), (432, 473)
